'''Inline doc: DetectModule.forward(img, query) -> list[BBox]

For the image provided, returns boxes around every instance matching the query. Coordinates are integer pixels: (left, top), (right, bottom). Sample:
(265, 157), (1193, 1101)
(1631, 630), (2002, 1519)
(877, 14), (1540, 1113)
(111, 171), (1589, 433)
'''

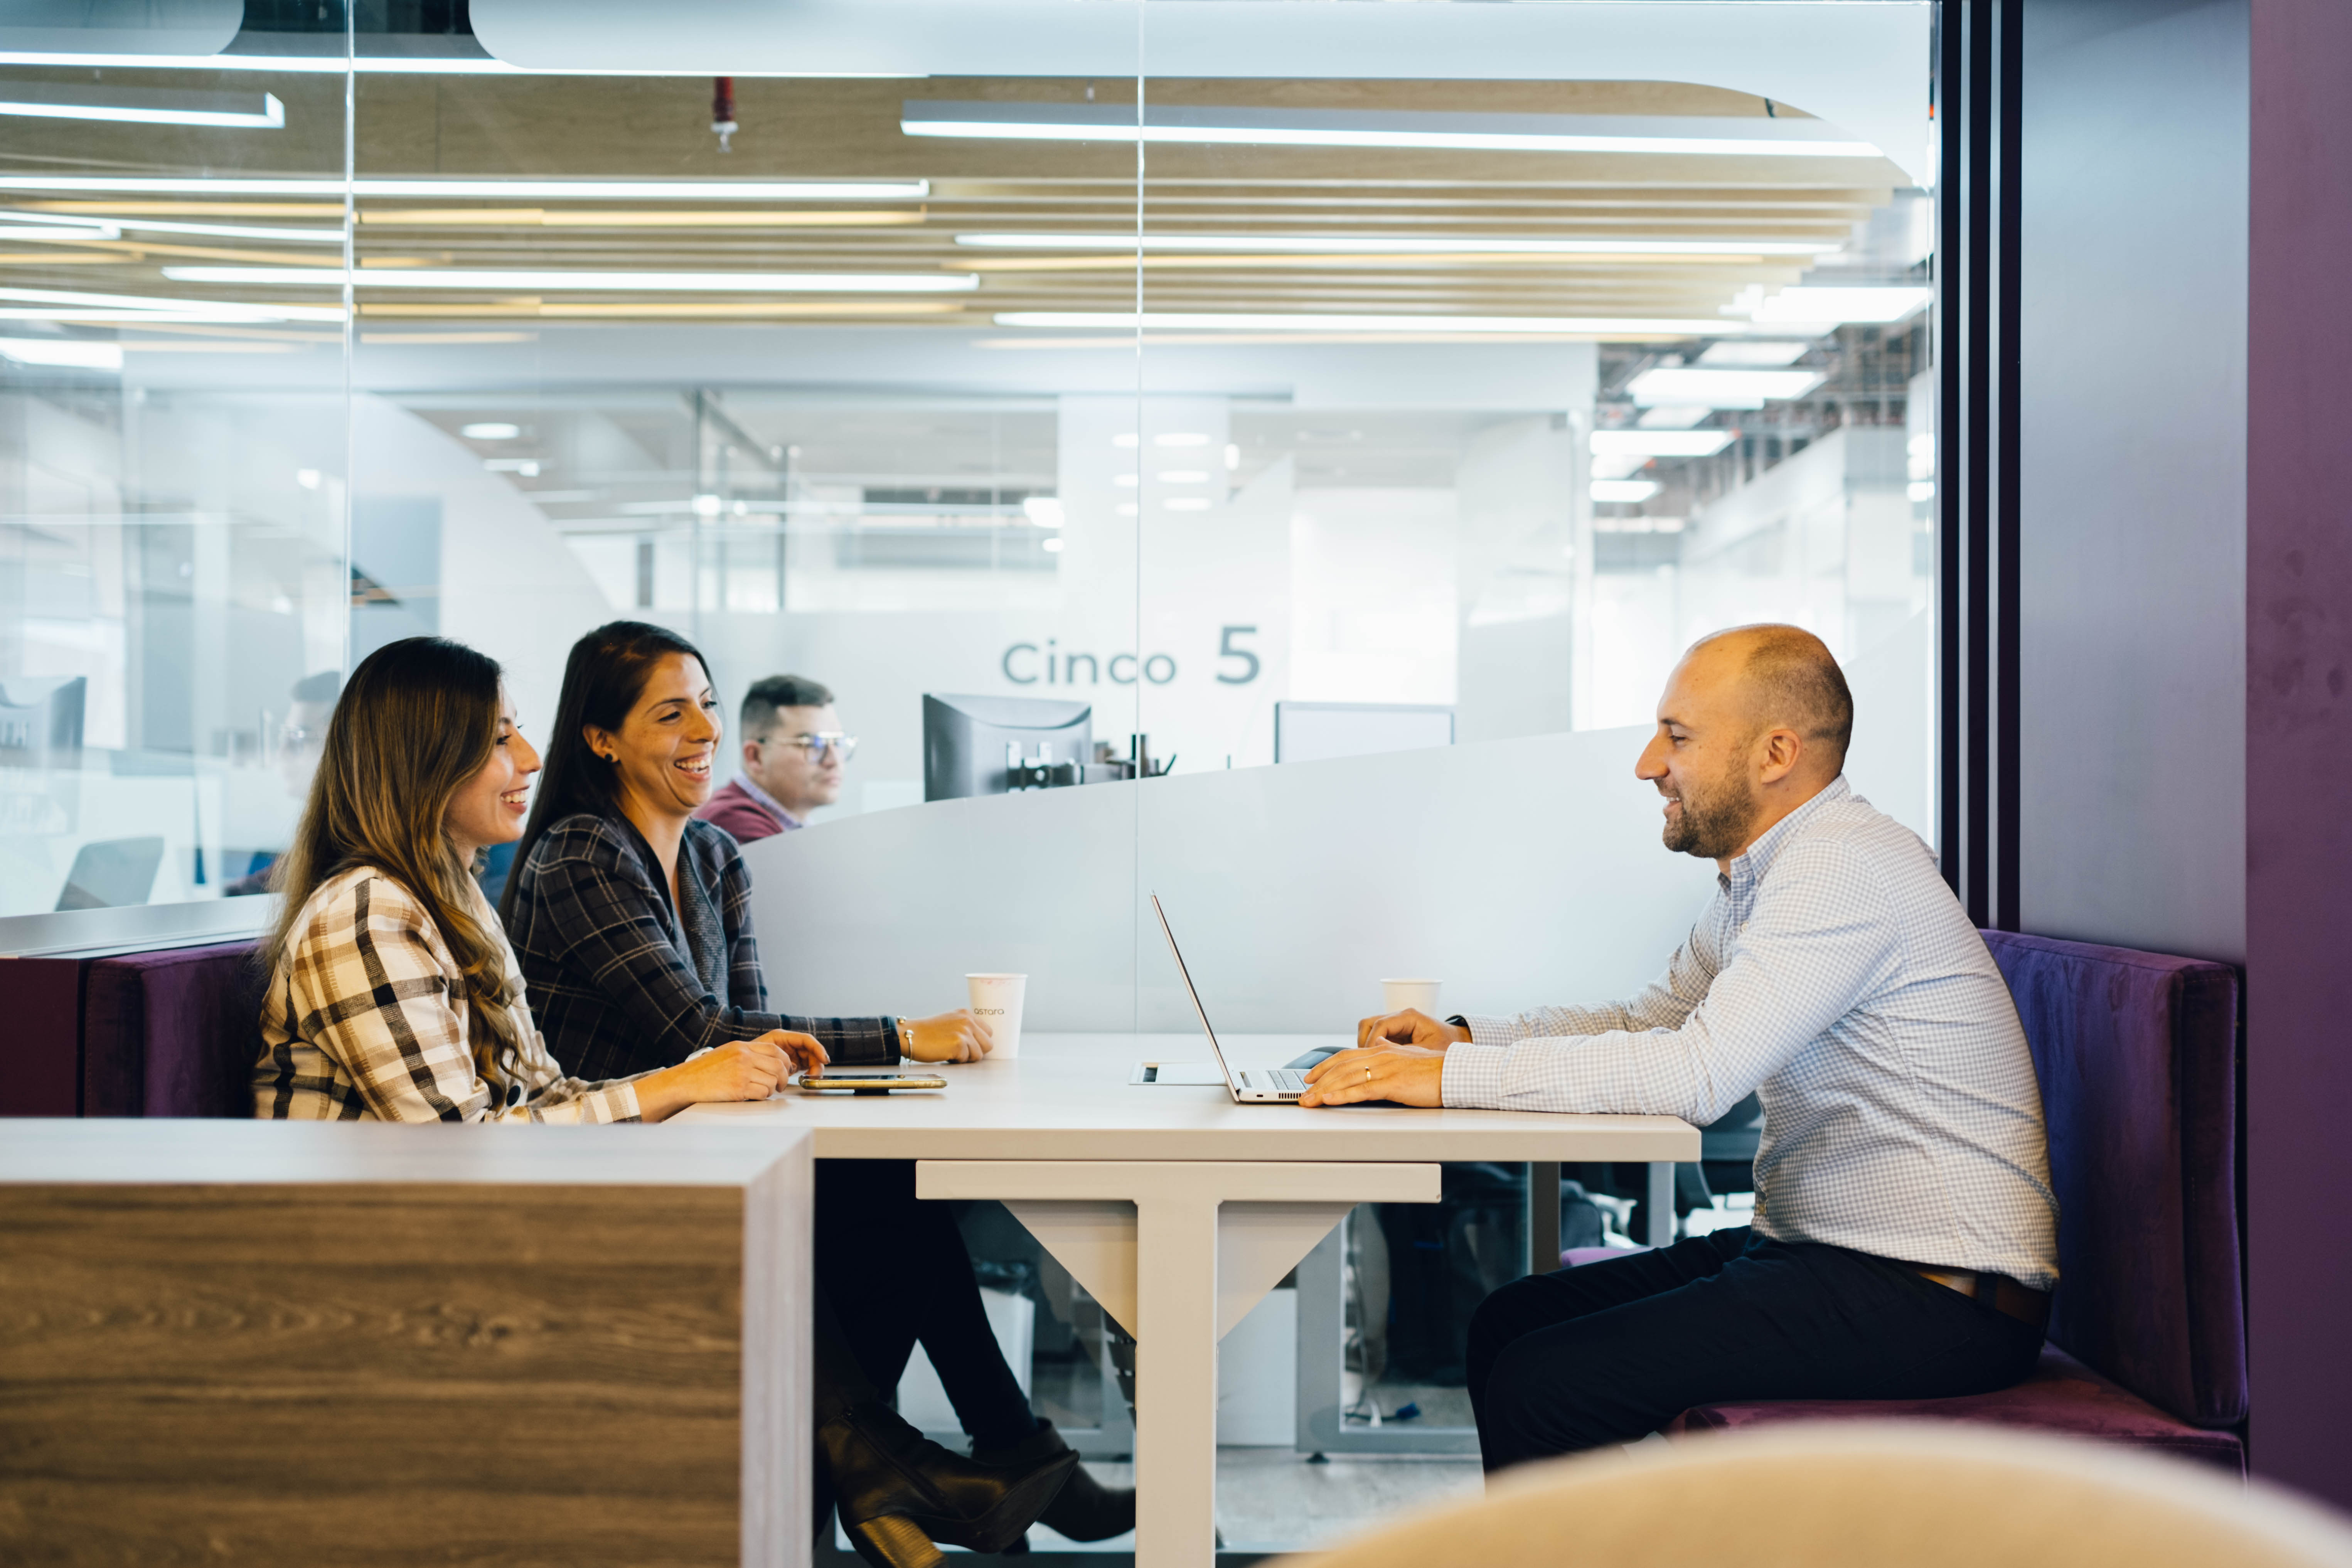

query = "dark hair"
(266, 636), (524, 1082)
(741, 673), (836, 740)
(500, 619), (712, 922)
(1701, 622), (1856, 774)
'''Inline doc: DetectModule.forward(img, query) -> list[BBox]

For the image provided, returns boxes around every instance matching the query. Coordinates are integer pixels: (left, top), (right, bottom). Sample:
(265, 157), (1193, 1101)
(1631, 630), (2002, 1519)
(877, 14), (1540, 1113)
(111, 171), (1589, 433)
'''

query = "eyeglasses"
(761, 732), (858, 762)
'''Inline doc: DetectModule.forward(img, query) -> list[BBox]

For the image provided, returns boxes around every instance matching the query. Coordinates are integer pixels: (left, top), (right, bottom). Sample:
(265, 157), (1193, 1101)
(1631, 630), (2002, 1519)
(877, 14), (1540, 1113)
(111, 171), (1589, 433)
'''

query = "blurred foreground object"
(1284, 1423), (2352, 1568)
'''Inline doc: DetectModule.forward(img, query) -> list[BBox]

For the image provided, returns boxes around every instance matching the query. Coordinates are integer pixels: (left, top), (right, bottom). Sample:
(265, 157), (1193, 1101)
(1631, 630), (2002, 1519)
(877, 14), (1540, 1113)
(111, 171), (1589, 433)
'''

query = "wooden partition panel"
(0, 1121), (812, 1568)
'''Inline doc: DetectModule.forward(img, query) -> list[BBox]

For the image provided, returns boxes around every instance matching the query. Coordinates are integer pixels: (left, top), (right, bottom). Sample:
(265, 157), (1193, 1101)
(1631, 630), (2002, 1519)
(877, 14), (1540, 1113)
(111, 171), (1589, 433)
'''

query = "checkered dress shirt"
(504, 811), (900, 1083)
(254, 866), (647, 1123)
(1445, 777), (2060, 1289)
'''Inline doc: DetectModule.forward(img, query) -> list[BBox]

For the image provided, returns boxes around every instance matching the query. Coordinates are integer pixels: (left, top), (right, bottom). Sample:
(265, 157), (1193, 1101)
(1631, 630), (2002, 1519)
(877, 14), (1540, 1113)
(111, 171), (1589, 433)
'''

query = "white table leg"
(918, 1162), (1438, 1568)
(1133, 1191), (1220, 1564)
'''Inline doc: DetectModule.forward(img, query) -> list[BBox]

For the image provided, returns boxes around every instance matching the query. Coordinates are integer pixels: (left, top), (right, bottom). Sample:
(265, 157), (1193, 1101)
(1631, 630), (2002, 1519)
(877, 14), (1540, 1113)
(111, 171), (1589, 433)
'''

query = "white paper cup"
(965, 973), (1028, 1059)
(1381, 978), (1442, 1017)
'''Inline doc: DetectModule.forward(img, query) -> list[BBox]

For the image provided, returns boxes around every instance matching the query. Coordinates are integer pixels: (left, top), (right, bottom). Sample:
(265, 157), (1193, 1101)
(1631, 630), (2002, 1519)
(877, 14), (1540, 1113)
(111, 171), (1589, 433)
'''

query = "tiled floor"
(822, 1446), (1483, 1561)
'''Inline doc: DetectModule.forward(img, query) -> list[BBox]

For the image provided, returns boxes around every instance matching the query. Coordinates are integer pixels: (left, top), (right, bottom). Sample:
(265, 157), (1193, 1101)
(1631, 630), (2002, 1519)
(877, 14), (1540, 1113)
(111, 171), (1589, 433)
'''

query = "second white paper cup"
(1382, 978), (1443, 1017)
(966, 972), (1028, 1059)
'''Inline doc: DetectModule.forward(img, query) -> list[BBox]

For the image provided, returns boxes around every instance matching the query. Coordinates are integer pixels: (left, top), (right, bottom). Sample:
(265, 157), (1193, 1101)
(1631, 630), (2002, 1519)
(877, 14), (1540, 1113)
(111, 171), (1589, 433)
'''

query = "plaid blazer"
(254, 866), (646, 1123)
(505, 810), (900, 1083)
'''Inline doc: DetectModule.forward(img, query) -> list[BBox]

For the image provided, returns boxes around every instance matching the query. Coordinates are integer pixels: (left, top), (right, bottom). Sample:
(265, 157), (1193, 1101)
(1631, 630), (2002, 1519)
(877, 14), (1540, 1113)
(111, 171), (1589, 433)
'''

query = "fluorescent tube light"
(0, 223), (119, 240)
(0, 337), (122, 370)
(0, 211), (346, 244)
(461, 422), (521, 440)
(1734, 286), (1931, 325)
(1626, 367), (1825, 408)
(0, 84), (283, 129)
(1592, 430), (1736, 458)
(955, 232), (1841, 258)
(0, 176), (929, 200)
(1022, 497), (1064, 529)
(0, 50), (917, 79)
(165, 266), (979, 293)
(996, 311), (1749, 337)
(1592, 479), (1663, 503)
(1042, 536), (1065, 552)
(1638, 406), (1715, 430)
(1164, 497), (1212, 512)
(1698, 340), (1812, 367)
(905, 103), (1882, 160)
(485, 458), (541, 477)
(0, 285), (342, 322)
(1157, 471), (1210, 484)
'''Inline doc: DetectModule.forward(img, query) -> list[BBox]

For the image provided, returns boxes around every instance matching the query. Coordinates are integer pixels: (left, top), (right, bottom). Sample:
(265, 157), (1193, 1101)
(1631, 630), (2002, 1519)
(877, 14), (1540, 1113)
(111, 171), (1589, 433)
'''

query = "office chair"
(1287, 1423), (2352, 1568)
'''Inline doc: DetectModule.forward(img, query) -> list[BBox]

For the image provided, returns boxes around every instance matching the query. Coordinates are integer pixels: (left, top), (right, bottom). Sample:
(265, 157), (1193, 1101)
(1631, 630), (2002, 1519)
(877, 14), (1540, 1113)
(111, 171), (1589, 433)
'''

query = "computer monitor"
(0, 675), (86, 771)
(922, 693), (1092, 801)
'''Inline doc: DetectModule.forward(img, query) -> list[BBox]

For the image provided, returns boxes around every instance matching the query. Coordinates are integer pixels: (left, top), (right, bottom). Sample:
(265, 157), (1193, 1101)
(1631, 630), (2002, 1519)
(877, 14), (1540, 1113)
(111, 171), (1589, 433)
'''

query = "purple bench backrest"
(1981, 930), (2244, 1428)
(82, 940), (263, 1118)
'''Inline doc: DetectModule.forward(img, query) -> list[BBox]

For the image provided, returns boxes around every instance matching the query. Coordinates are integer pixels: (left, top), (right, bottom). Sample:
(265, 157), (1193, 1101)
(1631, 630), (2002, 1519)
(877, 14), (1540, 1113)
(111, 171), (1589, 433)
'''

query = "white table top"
(674, 1032), (1697, 1163)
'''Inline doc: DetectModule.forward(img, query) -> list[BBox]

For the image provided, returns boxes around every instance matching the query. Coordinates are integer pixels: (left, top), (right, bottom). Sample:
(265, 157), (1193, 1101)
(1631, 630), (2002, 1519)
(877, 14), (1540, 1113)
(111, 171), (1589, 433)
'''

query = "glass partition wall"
(0, 0), (1935, 1549)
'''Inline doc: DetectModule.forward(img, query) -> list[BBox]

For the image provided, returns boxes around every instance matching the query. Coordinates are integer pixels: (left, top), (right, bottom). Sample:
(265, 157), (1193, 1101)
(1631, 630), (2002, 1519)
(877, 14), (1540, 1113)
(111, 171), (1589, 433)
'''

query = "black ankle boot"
(819, 1401), (1078, 1568)
(971, 1419), (1136, 1543)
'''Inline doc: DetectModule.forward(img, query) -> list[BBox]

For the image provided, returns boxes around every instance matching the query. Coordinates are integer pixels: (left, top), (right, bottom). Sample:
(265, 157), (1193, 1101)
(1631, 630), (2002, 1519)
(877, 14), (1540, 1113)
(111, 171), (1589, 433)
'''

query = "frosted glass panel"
(744, 724), (1717, 1033)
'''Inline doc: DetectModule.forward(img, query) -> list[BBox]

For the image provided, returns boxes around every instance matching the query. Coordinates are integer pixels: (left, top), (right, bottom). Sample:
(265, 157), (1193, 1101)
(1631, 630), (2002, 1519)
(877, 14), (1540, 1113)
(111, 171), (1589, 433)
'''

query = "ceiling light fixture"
(0, 83), (284, 129)
(0, 223), (120, 240)
(461, 422), (521, 440)
(998, 311), (1751, 337)
(0, 285), (342, 322)
(1022, 497), (1065, 529)
(0, 176), (929, 200)
(1592, 479), (1663, 503)
(1592, 430), (1737, 458)
(1164, 497), (1212, 512)
(1726, 285), (1931, 325)
(905, 103), (1882, 160)
(165, 266), (979, 293)
(0, 50), (918, 79)
(1697, 340), (1813, 367)
(1626, 367), (1826, 408)
(956, 232), (1841, 258)
(0, 337), (122, 370)
(1157, 470), (1210, 483)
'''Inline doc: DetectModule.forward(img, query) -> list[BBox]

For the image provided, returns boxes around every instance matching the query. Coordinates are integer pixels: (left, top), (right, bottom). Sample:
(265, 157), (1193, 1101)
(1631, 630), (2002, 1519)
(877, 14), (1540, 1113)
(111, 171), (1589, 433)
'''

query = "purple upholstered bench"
(80, 940), (263, 1118)
(1571, 931), (2247, 1472)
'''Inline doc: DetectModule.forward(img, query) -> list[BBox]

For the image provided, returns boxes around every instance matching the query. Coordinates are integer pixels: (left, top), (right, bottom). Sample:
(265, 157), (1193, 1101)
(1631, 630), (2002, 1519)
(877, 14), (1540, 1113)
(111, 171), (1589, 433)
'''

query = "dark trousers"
(1466, 1226), (2044, 1472)
(814, 1157), (1038, 1450)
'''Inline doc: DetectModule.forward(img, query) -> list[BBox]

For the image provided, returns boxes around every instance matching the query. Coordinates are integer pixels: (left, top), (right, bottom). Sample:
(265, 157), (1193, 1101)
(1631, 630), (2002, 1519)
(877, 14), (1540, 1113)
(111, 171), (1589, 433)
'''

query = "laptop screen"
(1150, 894), (1236, 1086)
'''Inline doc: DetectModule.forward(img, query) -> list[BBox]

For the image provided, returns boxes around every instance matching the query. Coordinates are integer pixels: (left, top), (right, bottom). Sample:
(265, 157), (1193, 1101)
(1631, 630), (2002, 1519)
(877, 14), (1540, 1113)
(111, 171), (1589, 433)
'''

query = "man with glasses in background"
(696, 673), (858, 844)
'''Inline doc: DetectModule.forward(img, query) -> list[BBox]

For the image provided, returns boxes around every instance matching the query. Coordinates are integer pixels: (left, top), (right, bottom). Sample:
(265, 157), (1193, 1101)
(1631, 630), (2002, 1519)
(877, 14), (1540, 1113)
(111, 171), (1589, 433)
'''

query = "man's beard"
(1663, 771), (1760, 860)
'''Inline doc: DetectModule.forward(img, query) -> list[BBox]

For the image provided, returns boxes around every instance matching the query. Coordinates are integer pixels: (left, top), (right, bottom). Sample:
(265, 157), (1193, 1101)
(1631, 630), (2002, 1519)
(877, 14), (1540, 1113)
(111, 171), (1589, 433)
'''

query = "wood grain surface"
(0, 1182), (765, 1567)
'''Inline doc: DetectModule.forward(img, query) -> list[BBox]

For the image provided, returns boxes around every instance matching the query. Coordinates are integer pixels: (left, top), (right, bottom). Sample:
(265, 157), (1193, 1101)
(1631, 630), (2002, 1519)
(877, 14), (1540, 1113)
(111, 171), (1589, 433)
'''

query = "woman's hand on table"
(903, 1009), (993, 1063)
(637, 1032), (820, 1121)
(1355, 1007), (1469, 1051)
(1299, 1042), (1447, 1108)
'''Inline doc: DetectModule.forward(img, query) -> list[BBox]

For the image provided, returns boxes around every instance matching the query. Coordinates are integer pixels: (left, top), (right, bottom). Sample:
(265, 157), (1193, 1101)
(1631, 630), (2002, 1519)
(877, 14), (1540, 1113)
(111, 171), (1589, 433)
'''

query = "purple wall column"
(2246, 0), (2352, 1510)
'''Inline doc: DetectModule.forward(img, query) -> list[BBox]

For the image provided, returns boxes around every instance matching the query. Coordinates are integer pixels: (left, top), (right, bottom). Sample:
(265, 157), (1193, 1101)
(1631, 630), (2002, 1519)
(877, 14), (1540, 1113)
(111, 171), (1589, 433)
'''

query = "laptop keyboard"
(1249, 1068), (1308, 1095)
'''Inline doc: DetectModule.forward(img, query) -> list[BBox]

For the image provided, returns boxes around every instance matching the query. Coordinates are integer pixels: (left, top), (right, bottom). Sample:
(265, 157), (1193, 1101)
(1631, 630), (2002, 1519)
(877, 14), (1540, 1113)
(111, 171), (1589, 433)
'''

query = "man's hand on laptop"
(1301, 1041), (1446, 1108)
(1356, 1008), (1470, 1050)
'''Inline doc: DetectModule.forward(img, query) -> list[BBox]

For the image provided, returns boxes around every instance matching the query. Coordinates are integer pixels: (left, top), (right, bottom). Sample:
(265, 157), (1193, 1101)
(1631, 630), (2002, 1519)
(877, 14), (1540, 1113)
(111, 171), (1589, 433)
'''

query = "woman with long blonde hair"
(254, 635), (797, 1123)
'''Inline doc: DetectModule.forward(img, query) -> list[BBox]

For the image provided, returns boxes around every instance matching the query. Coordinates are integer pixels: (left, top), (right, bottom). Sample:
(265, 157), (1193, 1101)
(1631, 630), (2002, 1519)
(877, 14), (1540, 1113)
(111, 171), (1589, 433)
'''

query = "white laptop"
(1151, 893), (1311, 1103)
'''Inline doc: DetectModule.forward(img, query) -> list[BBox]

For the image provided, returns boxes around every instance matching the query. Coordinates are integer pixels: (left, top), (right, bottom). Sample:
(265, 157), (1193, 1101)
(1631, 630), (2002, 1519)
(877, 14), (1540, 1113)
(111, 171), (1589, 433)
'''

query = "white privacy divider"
(741, 723), (1720, 1035)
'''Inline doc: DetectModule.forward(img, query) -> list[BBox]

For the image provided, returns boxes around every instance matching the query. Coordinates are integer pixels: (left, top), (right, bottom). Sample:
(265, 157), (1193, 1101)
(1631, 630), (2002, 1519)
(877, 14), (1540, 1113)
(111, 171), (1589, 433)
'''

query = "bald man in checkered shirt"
(1302, 624), (2059, 1470)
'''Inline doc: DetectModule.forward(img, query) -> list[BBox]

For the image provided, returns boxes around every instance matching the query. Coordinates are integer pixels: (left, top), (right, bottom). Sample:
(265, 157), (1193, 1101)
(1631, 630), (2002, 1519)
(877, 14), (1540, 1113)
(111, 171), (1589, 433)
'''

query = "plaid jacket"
(505, 810), (900, 1083)
(254, 866), (646, 1123)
